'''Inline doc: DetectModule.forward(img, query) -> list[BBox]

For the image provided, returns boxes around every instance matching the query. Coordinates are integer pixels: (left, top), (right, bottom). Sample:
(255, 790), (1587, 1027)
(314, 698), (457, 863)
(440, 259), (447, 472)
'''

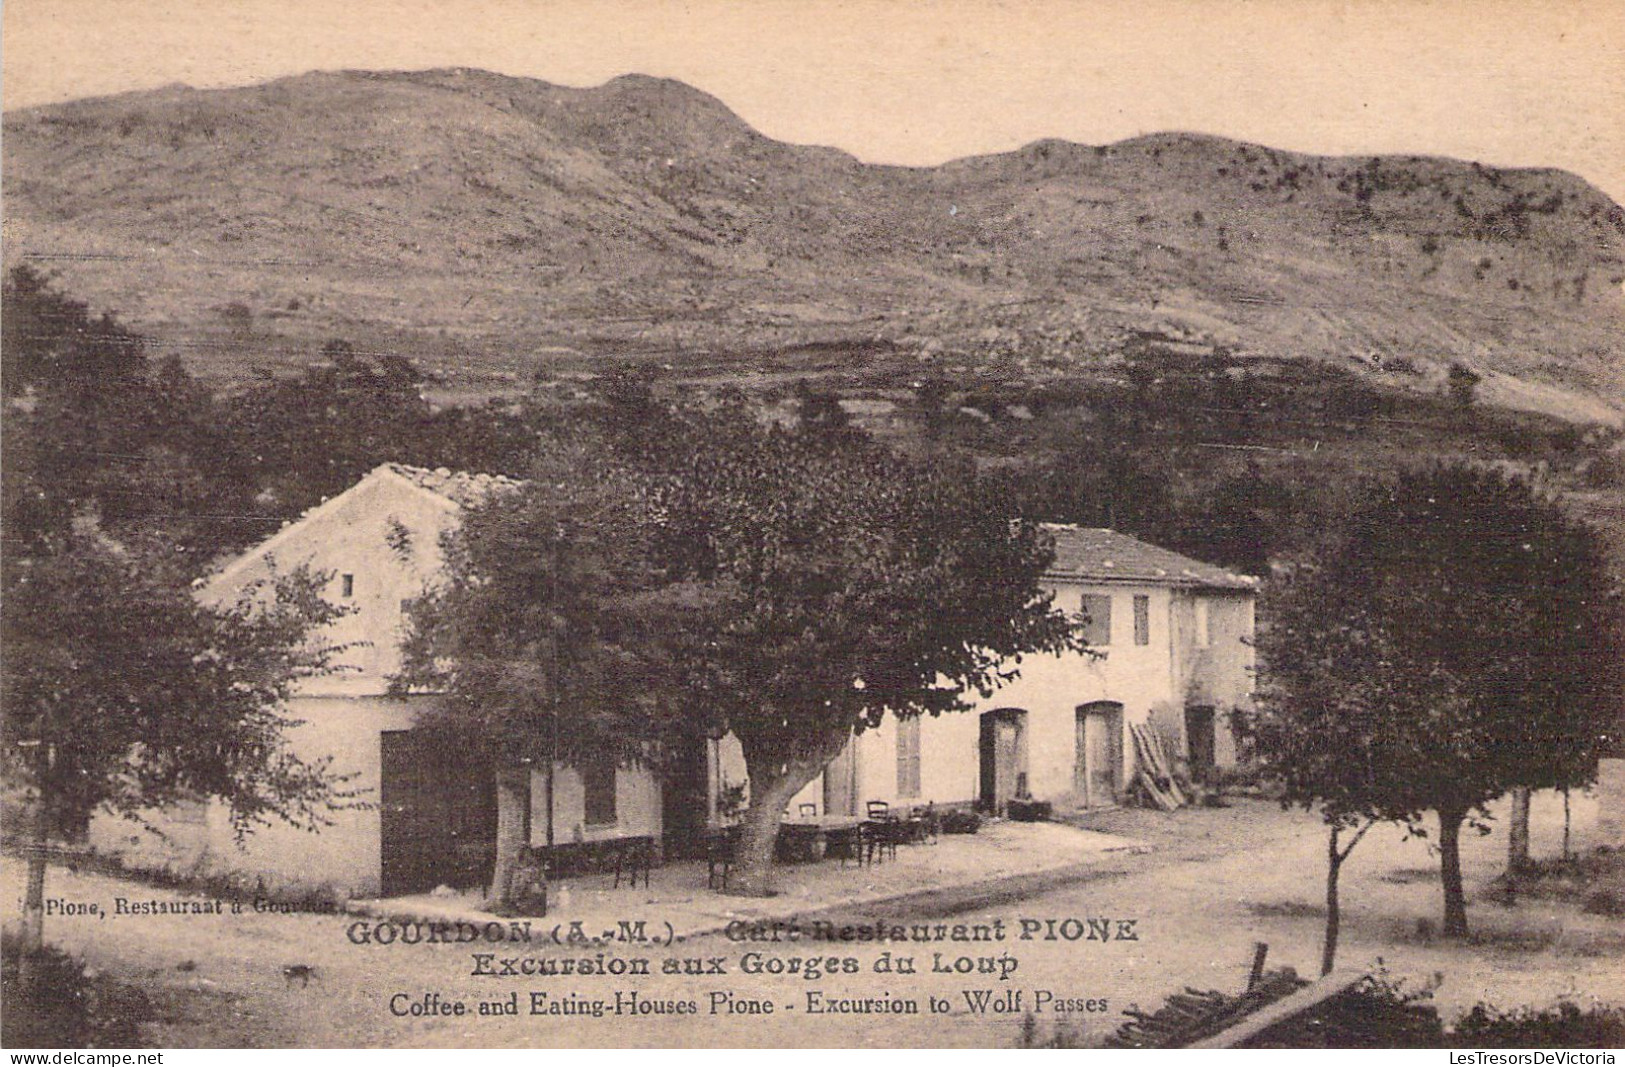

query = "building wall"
(200, 470), (459, 697)
(1169, 590), (1256, 768)
(87, 694), (423, 898)
(800, 579), (1256, 814)
(529, 762), (662, 846)
(850, 711), (980, 811)
(702, 734), (826, 819)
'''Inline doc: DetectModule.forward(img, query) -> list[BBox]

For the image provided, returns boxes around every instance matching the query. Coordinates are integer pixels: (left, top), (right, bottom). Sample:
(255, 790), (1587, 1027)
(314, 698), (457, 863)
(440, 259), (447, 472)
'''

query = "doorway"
(1185, 705), (1217, 784)
(662, 737), (711, 858)
(379, 730), (496, 896)
(1074, 702), (1123, 808)
(979, 709), (1028, 814)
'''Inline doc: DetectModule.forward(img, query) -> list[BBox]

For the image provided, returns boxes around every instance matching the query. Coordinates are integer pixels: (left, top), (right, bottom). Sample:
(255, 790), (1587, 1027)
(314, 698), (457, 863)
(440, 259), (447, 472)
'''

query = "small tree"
(1240, 579), (1433, 972)
(1, 528), (349, 984)
(1243, 463), (1624, 943)
(394, 439), (668, 907)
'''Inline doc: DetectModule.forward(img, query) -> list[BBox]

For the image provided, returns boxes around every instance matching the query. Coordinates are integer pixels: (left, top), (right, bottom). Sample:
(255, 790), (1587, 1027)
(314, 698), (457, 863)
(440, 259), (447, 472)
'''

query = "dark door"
(1185, 705), (1217, 783)
(662, 737), (711, 858)
(379, 730), (496, 896)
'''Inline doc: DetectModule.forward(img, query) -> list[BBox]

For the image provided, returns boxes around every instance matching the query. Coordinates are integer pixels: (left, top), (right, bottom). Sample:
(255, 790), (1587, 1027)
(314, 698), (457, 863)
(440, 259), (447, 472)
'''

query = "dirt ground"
(4, 791), (1619, 1048)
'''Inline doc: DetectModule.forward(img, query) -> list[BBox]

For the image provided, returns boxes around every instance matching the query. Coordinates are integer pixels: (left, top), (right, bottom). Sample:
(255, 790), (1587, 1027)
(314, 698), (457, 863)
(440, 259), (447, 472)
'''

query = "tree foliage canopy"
(1243, 463), (1623, 824)
(0, 529), (353, 837)
(650, 403), (1081, 753)
(1239, 462), (1625, 937)
(392, 437), (670, 767)
(1, 267), (257, 562)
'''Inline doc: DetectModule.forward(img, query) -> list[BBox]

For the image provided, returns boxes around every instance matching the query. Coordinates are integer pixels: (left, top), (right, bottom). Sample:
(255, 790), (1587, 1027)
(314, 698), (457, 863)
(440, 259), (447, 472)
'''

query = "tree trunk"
(488, 763), (531, 907)
(1507, 786), (1531, 874)
(728, 727), (853, 896)
(1561, 787), (1571, 861)
(1438, 806), (1469, 939)
(727, 768), (818, 897)
(18, 791), (51, 994)
(1322, 827), (1344, 977)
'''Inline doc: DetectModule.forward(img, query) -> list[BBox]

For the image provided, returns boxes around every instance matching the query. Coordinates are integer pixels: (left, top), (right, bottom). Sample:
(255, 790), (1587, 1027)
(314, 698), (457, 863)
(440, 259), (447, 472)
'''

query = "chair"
(875, 817), (909, 863)
(613, 836), (653, 890)
(706, 827), (739, 890)
(863, 800), (901, 863)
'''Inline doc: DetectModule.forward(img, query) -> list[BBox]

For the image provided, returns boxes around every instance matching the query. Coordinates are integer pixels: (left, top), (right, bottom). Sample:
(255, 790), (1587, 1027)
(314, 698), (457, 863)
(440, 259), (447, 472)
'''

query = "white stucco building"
(741, 525), (1259, 819)
(88, 463), (663, 898)
(91, 468), (1256, 898)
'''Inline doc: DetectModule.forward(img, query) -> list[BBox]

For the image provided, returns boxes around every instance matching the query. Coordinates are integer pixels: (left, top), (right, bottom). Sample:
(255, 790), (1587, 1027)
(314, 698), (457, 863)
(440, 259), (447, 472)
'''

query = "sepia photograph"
(2, 0), (1623, 1051)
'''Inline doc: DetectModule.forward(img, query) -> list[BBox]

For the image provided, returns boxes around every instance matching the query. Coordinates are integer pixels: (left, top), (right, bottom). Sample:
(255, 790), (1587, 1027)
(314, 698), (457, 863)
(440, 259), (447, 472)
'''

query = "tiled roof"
(1041, 524), (1257, 591)
(383, 463), (522, 509)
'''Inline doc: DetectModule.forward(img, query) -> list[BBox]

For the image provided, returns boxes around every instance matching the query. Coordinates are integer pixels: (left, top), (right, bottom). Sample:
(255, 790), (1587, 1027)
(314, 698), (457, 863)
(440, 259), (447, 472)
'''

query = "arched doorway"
(979, 708), (1028, 814)
(1074, 702), (1124, 808)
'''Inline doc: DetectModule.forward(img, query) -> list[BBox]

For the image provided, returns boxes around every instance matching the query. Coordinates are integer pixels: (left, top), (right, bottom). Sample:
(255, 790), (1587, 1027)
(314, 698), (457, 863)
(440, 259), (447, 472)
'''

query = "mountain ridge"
(5, 68), (1623, 421)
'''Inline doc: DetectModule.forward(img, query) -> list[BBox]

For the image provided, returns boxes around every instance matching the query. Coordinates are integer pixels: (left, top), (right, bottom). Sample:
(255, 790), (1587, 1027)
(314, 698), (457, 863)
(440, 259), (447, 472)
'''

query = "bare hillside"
(5, 68), (1623, 418)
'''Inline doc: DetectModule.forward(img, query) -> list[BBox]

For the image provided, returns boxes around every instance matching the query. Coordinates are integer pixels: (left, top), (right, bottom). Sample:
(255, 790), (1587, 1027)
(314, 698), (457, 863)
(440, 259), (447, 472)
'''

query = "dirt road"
(8, 794), (1618, 1047)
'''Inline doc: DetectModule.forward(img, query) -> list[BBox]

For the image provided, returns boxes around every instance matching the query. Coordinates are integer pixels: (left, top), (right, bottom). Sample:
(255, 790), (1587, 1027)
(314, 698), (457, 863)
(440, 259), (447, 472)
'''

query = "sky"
(4, 0), (1623, 204)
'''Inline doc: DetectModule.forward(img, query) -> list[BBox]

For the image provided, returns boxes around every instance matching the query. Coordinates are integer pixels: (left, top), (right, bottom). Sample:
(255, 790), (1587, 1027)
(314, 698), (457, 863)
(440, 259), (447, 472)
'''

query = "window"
(582, 761), (617, 826)
(1081, 594), (1113, 646)
(340, 573), (355, 599)
(896, 716), (922, 798)
(1133, 595), (1151, 646)
(1195, 599), (1211, 648)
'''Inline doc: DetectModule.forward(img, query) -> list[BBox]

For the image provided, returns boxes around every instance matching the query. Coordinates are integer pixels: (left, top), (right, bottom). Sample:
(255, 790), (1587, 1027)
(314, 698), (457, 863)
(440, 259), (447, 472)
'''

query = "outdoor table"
(781, 815), (864, 830)
(777, 815), (862, 863)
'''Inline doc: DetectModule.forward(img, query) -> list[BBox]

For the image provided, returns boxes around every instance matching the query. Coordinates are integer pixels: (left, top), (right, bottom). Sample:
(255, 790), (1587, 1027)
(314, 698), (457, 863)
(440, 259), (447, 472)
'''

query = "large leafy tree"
(1, 267), (261, 562)
(1, 527), (350, 979)
(223, 341), (437, 518)
(1241, 463), (1624, 944)
(393, 438), (670, 907)
(646, 403), (1082, 894)
(2, 269), (356, 989)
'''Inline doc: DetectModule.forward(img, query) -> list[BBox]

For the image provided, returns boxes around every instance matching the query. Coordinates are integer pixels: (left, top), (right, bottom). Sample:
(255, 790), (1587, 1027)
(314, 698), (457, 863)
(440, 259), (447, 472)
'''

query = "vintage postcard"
(3, 0), (1623, 1052)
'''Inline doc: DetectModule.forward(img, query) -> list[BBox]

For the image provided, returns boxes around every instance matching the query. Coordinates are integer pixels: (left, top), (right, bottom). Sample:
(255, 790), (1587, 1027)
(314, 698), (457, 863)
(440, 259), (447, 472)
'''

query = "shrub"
(1582, 890), (1625, 917)
(1446, 361), (1481, 408)
(1, 931), (152, 1048)
(1450, 1002), (1625, 1048)
(941, 809), (982, 834)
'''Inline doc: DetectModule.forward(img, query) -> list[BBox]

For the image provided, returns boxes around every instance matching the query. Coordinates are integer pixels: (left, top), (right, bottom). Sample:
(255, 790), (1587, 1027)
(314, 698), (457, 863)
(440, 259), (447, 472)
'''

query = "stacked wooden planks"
(1106, 969), (1306, 1048)
(1129, 721), (1187, 810)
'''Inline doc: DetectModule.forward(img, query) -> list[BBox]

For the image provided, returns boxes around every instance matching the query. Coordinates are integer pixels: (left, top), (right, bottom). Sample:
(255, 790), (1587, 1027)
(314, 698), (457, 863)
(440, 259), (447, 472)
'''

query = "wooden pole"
(1247, 942), (1269, 990)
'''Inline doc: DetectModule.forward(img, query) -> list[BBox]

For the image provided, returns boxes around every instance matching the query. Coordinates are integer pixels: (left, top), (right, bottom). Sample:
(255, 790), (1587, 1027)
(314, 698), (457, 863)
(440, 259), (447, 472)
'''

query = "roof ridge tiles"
(1038, 522), (1256, 590)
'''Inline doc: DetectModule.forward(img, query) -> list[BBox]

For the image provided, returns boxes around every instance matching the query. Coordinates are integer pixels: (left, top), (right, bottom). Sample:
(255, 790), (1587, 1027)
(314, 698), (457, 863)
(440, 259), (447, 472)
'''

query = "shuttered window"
(1133, 595), (1151, 646)
(896, 716), (922, 798)
(1081, 594), (1113, 646)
